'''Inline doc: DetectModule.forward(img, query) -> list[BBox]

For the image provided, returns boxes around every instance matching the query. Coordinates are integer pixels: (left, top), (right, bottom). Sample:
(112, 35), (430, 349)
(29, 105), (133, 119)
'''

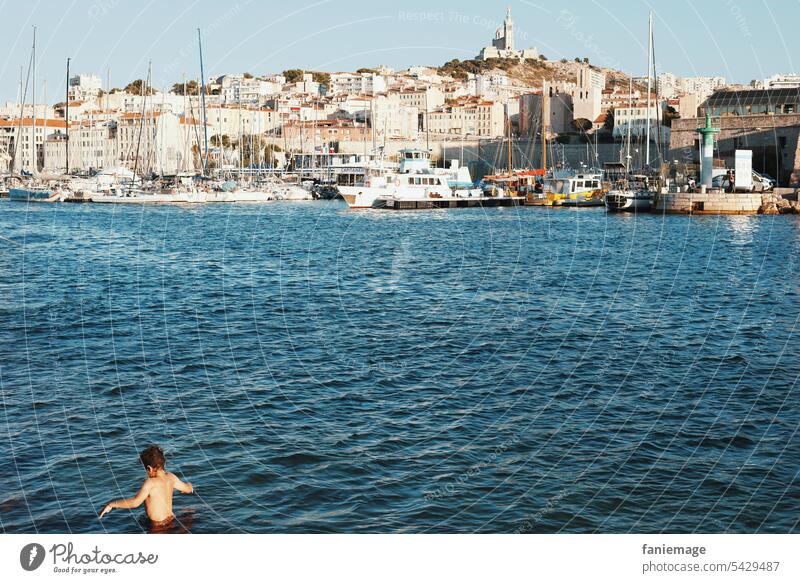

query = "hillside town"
(2, 7), (800, 211)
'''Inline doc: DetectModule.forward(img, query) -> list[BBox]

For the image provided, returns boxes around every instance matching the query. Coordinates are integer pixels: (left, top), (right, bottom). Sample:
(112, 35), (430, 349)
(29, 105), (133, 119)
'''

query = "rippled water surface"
(1, 200), (798, 533)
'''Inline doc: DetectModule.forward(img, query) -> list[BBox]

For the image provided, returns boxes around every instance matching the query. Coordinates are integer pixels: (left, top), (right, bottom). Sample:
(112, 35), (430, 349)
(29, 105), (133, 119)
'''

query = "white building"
(69, 75), (103, 101)
(469, 73), (510, 99)
(370, 93), (419, 140)
(329, 72), (387, 96)
(612, 100), (662, 138)
(115, 111), (201, 175)
(476, 7), (538, 61)
(427, 99), (504, 138)
(763, 74), (800, 89)
(204, 105), (278, 138)
(44, 120), (117, 173)
(219, 74), (281, 104)
(0, 118), (69, 173)
(284, 73), (321, 96)
(397, 86), (445, 113)
(680, 76), (725, 98)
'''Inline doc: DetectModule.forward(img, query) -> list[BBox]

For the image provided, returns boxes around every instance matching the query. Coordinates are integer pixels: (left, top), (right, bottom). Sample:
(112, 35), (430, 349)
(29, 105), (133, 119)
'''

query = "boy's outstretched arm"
(171, 473), (193, 494)
(99, 480), (152, 518)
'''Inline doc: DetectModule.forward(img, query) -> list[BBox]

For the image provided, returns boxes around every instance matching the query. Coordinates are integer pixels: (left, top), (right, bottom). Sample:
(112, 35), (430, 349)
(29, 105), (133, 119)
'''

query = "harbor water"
(1, 200), (798, 533)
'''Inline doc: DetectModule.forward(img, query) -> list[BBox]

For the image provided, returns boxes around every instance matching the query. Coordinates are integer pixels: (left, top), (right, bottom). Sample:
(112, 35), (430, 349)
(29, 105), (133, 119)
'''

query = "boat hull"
(8, 188), (62, 203)
(89, 191), (206, 204)
(605, 190), (654, 212)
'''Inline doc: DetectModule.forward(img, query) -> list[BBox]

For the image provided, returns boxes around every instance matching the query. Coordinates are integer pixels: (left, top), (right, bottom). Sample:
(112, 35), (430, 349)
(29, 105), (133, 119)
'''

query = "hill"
(437, 57), (638, 91)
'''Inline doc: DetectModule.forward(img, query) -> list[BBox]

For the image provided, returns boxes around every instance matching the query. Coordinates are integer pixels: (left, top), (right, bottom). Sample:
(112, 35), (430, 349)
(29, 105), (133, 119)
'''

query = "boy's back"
(100, 446), (193, 526)
(144, 472), (184, 523)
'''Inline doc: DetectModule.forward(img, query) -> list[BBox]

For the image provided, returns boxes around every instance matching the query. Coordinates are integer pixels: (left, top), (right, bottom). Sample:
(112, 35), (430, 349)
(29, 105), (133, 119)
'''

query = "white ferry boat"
(338, 149), (521, 210)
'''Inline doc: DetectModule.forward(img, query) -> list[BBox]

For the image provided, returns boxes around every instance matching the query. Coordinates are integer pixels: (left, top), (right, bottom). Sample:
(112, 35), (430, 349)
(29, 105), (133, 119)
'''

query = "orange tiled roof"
(0, 118), (68, 128)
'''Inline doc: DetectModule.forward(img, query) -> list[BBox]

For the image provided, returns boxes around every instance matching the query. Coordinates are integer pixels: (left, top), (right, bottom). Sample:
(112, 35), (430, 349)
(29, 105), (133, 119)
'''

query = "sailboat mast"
(31, 26), (36, 172)
(507, 105), (512, 174)
(626, 75), (633, 174)
(541, 79), (547, 173)
(645, 11), (653, 168)
(43, 80), (47, 171)
(198, 28), (209, 176)
(66, 58), (70, 174)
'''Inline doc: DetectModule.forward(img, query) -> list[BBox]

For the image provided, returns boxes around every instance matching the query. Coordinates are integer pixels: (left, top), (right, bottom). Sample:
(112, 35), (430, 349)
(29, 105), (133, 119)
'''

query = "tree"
(124, 79), (154, 96)
(538, 54), (547, 61)
(283, 69), (304, 83)
(243, 72), (253, 79)
(662, 105), (680, 128)
(571, 118), (593, 133)
(356, 67), (376, 74)
(312, 72), (330, 87)
(210, 134), (231, 149)
(172, 80), (199, 95)
(602, 109), (615, 132)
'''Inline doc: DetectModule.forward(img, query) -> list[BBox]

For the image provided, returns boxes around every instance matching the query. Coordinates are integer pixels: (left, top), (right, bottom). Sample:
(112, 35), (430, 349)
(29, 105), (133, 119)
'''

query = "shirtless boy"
(100, 445), (193, 527)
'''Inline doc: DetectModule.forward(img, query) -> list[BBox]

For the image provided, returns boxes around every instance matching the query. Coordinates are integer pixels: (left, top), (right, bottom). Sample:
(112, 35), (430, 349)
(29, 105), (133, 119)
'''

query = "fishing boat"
(546, 172), (605, 207)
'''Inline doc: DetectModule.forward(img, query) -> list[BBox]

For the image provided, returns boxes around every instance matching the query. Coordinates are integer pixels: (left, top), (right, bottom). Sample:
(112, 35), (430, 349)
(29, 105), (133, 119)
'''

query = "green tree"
(283, 69), (304, 83)
(603, 109), (615, 132)
(172, 80), (199, 95)
(124, 79), (155, 96)
(571, 118), (593, 133)
(312, 72), (330, 87)
(243, 72), (253, 79)
(210, 134), (231, 149)
(662, 105), (680, 128)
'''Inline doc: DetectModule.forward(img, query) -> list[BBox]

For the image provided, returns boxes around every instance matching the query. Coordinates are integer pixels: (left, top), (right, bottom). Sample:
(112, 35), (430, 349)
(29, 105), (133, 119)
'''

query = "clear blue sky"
(0, 0), (795, 102)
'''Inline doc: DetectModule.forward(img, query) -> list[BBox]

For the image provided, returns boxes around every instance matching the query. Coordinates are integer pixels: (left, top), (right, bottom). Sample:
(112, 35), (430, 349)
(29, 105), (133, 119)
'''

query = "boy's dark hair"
(140, 445), (166, 470)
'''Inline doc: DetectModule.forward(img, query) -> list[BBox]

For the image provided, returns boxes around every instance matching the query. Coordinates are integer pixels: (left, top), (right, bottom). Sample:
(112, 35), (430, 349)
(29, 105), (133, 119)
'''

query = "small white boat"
(89, 187), (206, 204)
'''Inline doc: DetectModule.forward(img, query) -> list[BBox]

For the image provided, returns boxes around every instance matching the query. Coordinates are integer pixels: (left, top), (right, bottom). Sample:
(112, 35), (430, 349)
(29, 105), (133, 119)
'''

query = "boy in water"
(100, 445), (193, 527)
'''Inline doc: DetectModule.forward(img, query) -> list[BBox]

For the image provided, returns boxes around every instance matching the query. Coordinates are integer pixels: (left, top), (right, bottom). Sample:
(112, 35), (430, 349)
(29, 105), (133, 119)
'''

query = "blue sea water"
(0, 200), (798, 533)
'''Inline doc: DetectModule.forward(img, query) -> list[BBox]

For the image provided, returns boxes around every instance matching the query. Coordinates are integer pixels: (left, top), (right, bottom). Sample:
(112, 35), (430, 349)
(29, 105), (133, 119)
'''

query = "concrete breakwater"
(655, 190), (762, 215)
(655, 189), (800, 215)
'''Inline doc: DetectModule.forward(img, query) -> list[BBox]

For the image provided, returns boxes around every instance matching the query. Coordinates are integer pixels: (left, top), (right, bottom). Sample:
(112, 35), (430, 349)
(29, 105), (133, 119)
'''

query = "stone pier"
(655, 190), (762, 214)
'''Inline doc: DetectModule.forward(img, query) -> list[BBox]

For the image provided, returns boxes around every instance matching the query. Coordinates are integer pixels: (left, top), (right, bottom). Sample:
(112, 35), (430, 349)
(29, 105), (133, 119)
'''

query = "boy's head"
(140, 445), (166, 477)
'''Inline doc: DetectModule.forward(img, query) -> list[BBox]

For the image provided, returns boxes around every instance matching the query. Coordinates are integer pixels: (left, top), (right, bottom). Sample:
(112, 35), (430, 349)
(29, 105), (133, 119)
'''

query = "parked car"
(753, 171), (775, 190)
(711, 169), (771, 192)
